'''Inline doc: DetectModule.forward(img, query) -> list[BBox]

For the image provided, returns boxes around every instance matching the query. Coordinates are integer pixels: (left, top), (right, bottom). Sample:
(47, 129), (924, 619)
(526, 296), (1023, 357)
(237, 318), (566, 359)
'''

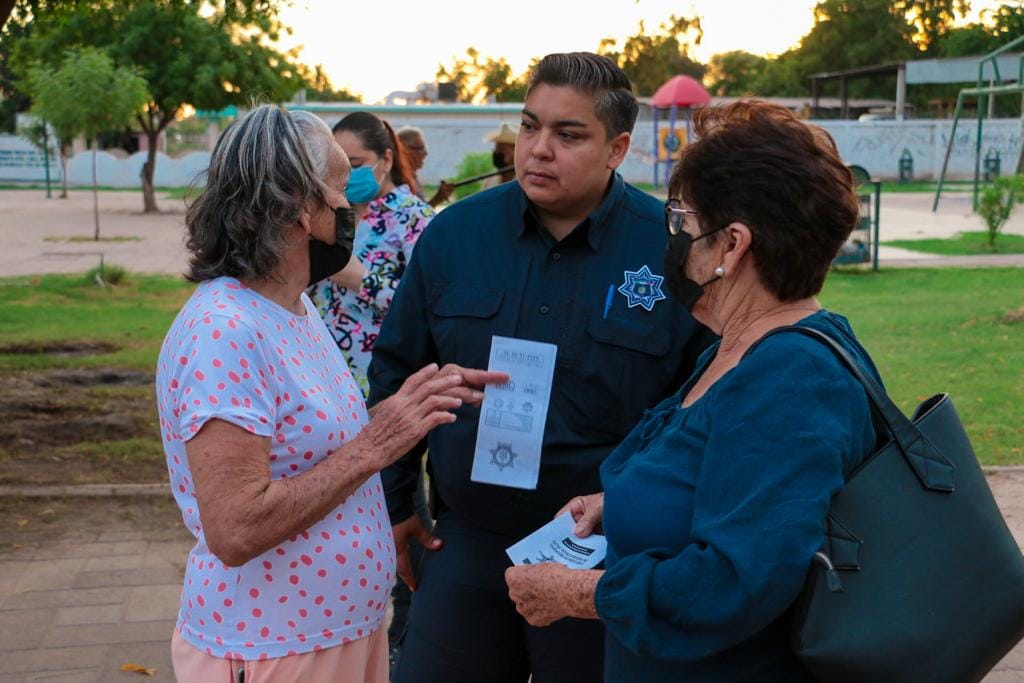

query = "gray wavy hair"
(184, 105), (337, 282)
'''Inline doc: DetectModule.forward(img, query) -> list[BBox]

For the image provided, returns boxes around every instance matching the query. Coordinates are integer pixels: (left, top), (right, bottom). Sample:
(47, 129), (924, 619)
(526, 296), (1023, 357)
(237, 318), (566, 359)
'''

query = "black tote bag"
(753, 326), (1024, 683)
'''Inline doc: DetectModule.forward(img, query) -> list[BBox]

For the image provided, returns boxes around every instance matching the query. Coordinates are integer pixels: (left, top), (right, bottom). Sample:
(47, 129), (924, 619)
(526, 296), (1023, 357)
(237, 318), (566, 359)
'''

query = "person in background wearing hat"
(368, 52), (713, 682)
(481, 122), (519, 190)
(397, 126), (455, 207)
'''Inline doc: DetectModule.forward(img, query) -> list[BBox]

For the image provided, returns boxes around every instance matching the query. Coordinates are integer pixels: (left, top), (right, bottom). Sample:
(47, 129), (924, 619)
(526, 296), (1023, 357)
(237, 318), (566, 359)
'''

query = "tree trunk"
(92, 144), (100, 241)
(59, 145), (68, 199)
(141, 129), (160, 213)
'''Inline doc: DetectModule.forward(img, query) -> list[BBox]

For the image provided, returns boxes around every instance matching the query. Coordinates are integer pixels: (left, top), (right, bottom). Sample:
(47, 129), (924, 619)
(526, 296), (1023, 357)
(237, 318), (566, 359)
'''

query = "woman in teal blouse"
(505, 100), (882, 681)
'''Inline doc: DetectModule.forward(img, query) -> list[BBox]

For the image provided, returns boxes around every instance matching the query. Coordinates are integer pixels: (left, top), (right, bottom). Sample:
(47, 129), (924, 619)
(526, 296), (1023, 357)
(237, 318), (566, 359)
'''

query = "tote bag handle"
(749, 326), (955, 492)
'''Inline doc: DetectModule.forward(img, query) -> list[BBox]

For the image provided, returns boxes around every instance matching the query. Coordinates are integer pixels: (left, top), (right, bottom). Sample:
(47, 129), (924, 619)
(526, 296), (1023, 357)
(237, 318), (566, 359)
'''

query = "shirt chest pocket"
(568, 314), (673, 436)
(429, 285), (505, 369)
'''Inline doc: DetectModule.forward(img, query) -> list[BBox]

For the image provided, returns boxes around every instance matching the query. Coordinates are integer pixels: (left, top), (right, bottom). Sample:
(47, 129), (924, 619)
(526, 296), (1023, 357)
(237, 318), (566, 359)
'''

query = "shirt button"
(539, 305), (550, 315)
(551, 252), (561, 261)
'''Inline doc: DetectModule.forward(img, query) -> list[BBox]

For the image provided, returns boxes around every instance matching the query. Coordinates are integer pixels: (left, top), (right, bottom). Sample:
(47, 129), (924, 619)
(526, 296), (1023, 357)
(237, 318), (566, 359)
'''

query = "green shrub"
(978, 175), (1024, 250)
(451, 152), (497, 200)
(85, 263), (128, 287)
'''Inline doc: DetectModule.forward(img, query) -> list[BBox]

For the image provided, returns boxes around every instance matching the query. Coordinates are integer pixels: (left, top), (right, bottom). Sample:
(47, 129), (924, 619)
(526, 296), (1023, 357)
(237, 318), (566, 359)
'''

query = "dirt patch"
(0, 367), (166, 486)
(0, 496), (186, 548)
(1002, 305), (1024, 324)
(0, 341), (120, 357)
(32, 368), (151, 387)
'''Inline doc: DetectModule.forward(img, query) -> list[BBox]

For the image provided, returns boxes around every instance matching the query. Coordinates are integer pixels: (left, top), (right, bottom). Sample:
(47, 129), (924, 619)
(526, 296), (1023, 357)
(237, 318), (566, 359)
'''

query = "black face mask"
(492, 150), (507, 170)
(662, 225), (727, 311)
(307, 206), (356, 287)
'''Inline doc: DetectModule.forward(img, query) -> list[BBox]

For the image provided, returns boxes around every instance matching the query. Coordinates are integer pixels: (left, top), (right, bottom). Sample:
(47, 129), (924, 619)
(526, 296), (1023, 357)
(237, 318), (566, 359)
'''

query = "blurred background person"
(308, 111), (436, 671)
(397, 126), (453, 207)
(480, 122), (518, 190)
(308, 111), (433, 396)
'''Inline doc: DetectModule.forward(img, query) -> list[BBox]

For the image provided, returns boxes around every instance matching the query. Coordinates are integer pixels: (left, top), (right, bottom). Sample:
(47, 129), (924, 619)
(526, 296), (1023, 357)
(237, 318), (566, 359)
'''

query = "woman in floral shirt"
(308, 112), (434, 396)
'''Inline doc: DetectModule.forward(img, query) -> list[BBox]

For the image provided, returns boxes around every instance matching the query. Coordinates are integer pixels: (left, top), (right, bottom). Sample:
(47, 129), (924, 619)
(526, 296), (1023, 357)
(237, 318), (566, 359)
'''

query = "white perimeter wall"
(2, 117), (1021, 187)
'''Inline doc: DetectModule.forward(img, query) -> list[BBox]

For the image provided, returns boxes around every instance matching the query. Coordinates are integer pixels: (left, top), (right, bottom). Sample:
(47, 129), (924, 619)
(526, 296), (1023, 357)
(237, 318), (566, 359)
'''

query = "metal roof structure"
(808, 52), (1023, 120)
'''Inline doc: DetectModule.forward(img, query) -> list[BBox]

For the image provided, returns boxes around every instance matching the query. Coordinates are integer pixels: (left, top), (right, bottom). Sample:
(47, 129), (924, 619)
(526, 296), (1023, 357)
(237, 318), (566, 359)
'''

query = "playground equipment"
(650, 75), (711, 187)
(933, 36), (1024, 212)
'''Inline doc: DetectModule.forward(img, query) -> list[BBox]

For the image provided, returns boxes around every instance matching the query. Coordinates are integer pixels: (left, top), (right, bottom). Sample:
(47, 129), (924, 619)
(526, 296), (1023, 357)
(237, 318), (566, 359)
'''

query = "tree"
(932, 2), (1024, 116)
(475, 56), (530, 102)
(301, 65), (360, 102)
(978, 175), (1024, 250)
(598, 14), (704, 96)
(436, 48), (531, 103)
(795, 0), (915, 96)
(16, 116), (56, 196)
(20, 112), (73, 198)
(893, 0), (971, 54)
(1, 0), (15, 30)
(987, 1), (1024, 42)
(21, 23), (83, 199)
(29, 47), (148, 239)
(0, 3), (27, 131)
(706, 51), (770, 96)
(12, 1), (306, 212)
(938, 2), (1024, 56)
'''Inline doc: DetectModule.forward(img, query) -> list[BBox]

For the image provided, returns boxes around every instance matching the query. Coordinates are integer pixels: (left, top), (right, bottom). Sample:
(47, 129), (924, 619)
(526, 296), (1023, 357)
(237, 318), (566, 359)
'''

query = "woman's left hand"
(505, 564), (601, 627)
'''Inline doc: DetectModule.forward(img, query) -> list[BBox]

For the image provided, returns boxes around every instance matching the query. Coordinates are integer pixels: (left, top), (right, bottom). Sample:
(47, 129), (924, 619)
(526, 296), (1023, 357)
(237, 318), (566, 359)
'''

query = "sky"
(278, 0), (1007, 103)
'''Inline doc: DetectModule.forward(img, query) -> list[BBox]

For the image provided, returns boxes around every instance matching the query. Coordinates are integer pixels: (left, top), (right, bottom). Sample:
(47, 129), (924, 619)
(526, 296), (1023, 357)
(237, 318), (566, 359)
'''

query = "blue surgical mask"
(345, 164), (381, 204)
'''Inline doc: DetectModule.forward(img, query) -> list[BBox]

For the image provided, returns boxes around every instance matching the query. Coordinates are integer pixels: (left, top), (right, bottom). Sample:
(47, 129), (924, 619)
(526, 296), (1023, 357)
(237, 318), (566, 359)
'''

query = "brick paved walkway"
(1, 470), (1023, 682)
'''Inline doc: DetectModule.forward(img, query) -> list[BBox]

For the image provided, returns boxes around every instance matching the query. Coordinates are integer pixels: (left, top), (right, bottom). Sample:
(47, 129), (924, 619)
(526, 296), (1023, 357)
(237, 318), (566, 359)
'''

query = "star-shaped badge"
(617, 265), (666, 312)
(490, 442), (517, 471)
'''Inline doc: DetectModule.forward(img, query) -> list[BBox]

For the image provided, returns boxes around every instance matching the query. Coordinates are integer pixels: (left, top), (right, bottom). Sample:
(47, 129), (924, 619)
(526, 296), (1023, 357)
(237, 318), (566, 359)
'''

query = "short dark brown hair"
(669, 100), (859, 301)
(527, 52), (638, 139)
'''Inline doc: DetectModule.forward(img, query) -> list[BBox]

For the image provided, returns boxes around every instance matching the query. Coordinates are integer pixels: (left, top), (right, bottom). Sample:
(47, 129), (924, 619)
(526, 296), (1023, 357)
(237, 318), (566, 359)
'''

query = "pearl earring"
(714, 266), (726, 277)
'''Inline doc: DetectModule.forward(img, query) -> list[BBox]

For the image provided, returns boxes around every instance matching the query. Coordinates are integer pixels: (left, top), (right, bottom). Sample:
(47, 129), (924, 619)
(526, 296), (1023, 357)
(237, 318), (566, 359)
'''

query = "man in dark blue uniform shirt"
(369, 52), (714, 683)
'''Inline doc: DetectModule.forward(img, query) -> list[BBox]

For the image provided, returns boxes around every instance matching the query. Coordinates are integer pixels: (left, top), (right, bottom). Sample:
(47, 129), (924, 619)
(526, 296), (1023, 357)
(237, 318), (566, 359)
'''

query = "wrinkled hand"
(506, 563), (600, 627)
(434, 363), (508, 407)
(358, 364), (465, 469)
(392, 515), (441, 591)
(555, 493), (604, 538)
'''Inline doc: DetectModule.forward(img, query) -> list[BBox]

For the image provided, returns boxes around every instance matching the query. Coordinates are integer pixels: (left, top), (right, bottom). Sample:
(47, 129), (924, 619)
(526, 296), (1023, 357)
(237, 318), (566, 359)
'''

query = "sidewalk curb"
(3, 467), (1024, 498)
(879, 256), (1024, 268)
(0, 483), (170, 498)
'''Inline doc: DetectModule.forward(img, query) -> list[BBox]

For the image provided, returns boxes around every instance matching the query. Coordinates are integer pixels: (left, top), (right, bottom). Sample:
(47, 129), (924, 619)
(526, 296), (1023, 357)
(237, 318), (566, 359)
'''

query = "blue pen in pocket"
(602, 284), (615, 319)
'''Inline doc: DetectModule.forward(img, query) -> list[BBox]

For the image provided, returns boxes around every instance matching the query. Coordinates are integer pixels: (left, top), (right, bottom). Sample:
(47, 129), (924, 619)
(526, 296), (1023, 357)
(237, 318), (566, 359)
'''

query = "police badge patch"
(617, 265), (667, 312)
(490, 442), (518, 471)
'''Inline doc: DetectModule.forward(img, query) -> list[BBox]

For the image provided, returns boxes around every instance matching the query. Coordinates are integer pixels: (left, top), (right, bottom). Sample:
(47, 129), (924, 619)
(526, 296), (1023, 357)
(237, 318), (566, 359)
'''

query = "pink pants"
(171, 628), (388, 683)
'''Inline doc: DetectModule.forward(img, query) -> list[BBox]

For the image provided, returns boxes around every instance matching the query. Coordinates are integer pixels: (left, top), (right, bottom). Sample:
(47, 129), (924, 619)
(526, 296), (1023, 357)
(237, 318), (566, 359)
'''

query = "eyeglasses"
(405, 144), (427, 153)
(664, 198), (697, 236)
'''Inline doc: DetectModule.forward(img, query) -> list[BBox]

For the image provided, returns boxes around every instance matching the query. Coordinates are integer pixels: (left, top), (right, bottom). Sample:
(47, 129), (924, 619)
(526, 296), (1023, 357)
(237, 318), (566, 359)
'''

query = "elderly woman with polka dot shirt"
(155, 104), (506, 682)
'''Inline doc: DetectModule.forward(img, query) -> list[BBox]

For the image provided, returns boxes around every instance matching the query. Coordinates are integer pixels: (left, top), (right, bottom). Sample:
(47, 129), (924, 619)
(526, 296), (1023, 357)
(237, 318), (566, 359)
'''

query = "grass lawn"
(883, 231), (1024, 256)
(0, 268), (1020, 471)
(0, 183), (189, 195)
(0, 273), (195, 486)
(429, 180), (975, 203)
(0, 272), (193, 371)
(821, 267), (1023, 465)
(877, 180), (976, 193)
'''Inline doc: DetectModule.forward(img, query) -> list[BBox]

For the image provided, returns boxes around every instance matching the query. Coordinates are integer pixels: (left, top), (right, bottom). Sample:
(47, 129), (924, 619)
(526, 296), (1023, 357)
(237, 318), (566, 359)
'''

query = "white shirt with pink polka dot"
(156, 277), (396, 661)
